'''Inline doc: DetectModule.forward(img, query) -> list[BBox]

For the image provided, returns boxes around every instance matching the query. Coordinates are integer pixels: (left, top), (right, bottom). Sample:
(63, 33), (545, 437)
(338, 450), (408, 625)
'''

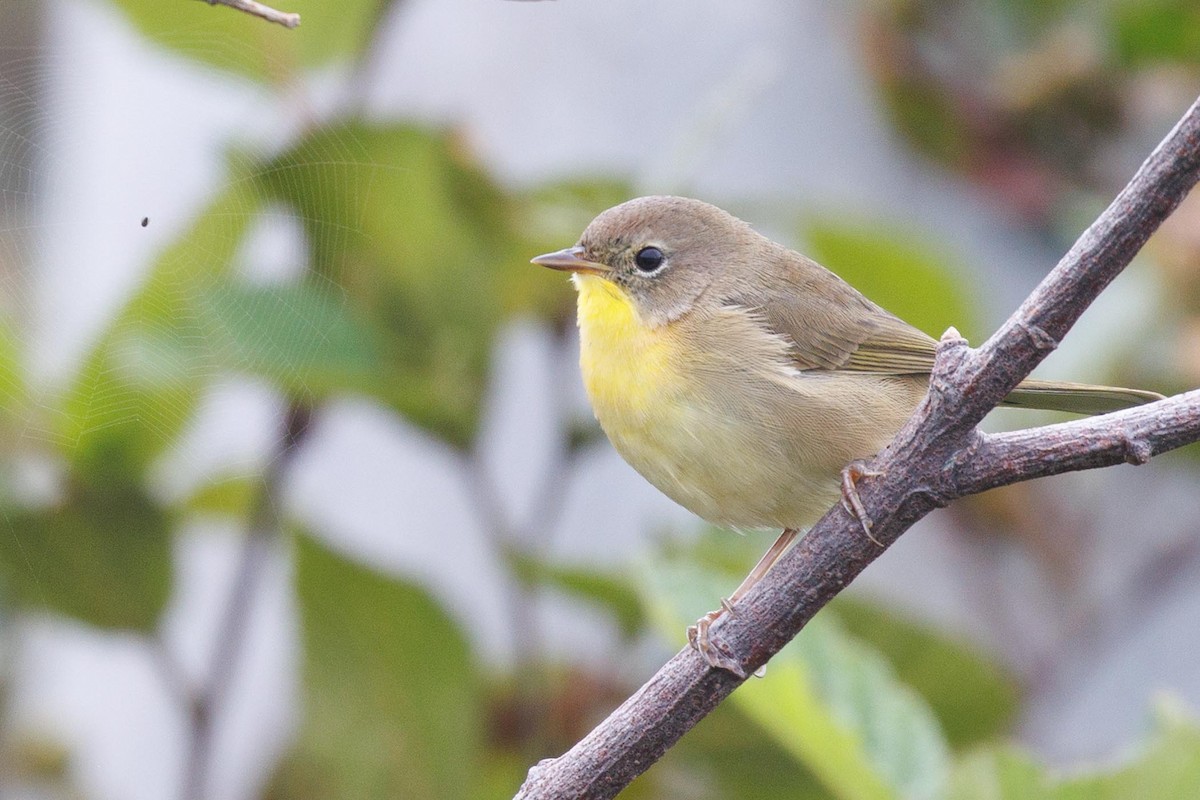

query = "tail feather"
(1002, 378), (1165, 416)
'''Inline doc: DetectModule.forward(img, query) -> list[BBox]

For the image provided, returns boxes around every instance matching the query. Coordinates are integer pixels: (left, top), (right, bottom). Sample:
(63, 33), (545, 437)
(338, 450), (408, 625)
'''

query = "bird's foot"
(687, 604), (747, 678)
(841, 460), (883, 546)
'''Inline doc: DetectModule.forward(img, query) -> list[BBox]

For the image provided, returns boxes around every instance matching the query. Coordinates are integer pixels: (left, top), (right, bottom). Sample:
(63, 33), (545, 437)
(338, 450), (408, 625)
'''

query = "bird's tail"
(1002, 378), (1165, 415)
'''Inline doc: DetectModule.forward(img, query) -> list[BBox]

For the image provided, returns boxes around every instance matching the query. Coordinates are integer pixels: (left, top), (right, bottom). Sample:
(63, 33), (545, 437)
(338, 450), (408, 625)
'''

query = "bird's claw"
(841, 460), (883, 546)
(687, 609), (747, 678)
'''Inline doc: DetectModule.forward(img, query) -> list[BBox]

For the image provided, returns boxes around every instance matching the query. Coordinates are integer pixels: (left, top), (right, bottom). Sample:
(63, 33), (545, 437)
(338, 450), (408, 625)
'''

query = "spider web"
(0, 2), (400, 500)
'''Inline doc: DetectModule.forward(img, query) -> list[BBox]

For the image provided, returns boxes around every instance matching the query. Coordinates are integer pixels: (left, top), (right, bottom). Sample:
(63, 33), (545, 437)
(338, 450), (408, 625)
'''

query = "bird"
(532, 195), (1162, 674)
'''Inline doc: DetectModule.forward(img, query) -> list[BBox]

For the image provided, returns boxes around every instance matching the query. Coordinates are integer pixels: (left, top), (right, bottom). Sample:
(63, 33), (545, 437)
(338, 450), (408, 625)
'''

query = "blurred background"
(0, 1), (1199, 798)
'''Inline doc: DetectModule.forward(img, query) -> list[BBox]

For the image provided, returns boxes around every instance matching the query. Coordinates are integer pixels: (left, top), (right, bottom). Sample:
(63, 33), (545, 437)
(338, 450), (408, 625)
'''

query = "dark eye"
(634, 246), (665, 273)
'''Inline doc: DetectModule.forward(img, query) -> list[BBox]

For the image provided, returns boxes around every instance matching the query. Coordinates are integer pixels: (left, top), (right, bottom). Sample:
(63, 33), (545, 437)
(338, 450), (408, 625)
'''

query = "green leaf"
(255, 121), (533, 447)
(57, 165), (261, 479)
(254, 126), (630, 447)
(643, 554), (950, 800)
(803, 219), (979, 344)
(950, 747), (1049, 800)
(0, 319), (22, 414)
(184, 475), (256, 518)
(1074, 711), (1200, 799)
(1111, 0), (1200, 68)
(876, 80), (973, 169)
(269, 533), (482, 800)
(740, 617), (950, 800)
(506, 550), (646, 639)
(105, 0), (383, 82)
(194, 282), (382, 396)
(0, 478), (171, 631)
(831, 599), (1019, 748)
(644, 700), (836, 800)
(951, 709), (1200, 799)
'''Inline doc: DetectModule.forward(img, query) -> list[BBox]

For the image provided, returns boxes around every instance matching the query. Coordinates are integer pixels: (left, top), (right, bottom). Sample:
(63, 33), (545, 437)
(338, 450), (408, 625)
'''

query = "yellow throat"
(573, 273), (683, 420)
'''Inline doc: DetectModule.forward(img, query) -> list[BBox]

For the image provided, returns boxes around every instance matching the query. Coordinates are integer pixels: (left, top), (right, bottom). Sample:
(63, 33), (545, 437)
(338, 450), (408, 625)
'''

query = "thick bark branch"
(514, 96), (1200, 800)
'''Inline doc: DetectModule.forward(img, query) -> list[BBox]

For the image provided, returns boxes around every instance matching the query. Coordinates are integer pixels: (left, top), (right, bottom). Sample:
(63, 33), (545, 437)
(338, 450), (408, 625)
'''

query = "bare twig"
(514, 96), (1200, 799)
(177, 401), (313, 800)
(957, 388), (1200, 491)
(456, 329), (593, 759)
(198, 0), (300, 29)
(341, 0), (409, 114)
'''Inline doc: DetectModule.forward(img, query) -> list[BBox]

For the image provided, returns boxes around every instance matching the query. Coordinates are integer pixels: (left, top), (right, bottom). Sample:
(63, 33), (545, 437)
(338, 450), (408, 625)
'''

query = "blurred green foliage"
(738, 617), (949, 800)
(645, 536), (955, 800)
(56, 166), (261, 480)
(255, 120), (569, 447)
(0, 168), (262, 631)
(1112, 0), (1200, 68)
(0, 477), (170, 631)
(196, 282), (382, 397)
(640, 532), (1200, 800)
(833, 600), (1017, 749)
(0, 320), (21, 413)
(506, 549), (647, 640)
(951, 709), (1200, 799)
(108, 0), (381, 81)
(865, 0), (1200, 216)
(643, 701), (836, 800)
(804, 219), (979, 343)
(269, 534), (483, 800)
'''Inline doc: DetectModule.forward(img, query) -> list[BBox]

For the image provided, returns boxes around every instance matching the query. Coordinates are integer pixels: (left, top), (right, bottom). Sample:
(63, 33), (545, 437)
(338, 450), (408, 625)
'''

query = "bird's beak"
(531, 246), (610, 275)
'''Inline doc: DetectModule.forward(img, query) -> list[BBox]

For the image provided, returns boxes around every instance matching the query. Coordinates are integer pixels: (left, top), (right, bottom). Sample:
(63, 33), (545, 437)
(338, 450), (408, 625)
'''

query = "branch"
(514, 95), (1200, 799)
(176, 400), (313, 800)
(958, 388), (1200, 491)
(199, 0), (301, 28)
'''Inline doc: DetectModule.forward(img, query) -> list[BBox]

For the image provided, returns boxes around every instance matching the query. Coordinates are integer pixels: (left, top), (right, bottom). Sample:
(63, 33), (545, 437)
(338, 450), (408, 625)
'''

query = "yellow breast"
(572, 273), (856, 529)
(573, 274), (685, 420)
(570, 274), (926, 530)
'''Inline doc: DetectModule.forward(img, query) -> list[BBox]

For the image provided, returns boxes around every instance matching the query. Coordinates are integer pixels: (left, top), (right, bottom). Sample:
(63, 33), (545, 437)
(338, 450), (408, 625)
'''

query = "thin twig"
(199, 0), (300, 29)
(514, 95), (1200, 800)
(177, 401), (314, 800)
(341, 0), (408, 114)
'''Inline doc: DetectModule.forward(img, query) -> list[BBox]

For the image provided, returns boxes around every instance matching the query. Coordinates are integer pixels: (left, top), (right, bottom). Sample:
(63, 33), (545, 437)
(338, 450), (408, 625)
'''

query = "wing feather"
(718, 250), (1159, 414)
(726, 252), (938, 375)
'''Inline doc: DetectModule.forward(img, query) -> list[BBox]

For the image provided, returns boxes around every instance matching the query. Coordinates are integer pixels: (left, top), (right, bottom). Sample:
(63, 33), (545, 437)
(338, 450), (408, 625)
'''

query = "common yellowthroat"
(533, 195), (1162, 673)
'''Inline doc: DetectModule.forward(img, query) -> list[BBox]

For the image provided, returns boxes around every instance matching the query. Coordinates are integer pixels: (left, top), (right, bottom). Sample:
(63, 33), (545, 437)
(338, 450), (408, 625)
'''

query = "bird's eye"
(634, 246), (665, 273)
